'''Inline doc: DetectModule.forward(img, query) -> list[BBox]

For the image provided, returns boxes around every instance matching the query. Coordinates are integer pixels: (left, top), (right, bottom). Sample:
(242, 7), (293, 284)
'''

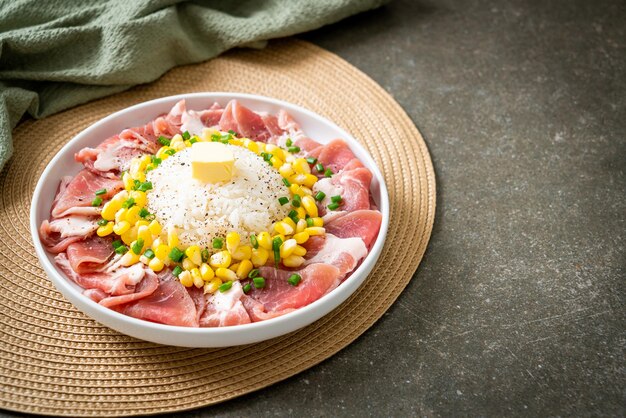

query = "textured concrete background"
(3, 0), (624, 417)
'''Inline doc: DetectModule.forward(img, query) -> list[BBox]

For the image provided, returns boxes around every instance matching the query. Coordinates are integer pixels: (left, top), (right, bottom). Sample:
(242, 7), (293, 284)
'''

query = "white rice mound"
(146, 145), (290, 249)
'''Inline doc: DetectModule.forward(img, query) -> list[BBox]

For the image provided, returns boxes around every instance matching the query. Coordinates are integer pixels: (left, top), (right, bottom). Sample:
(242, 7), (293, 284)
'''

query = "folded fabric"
(0, 0), (386, 171)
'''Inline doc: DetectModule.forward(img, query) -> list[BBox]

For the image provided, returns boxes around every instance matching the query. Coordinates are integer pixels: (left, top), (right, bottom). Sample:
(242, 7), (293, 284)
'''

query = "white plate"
(30, 93), (389, 347)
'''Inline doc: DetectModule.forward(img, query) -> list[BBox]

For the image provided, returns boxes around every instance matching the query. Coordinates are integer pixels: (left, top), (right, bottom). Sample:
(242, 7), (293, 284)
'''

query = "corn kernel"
(279, 163), (295, 178)
(204, 278), (222, 294)
(136, 220), (149, 228)
(148, 257), (164, 272)
(170, 134), (185, 151)
(96, 222), (114, 237)
(151, 237), (161, 250)
(167, 227), (179, 248)
(154, 244), (169, 261)
(125, 205), (141, 224)
(156, 146), (173, 160)
(232, 245), (252, 260)
(182, 258), (196, 271)
(283, 255), (305, 268)
(130, 190), (146, 207)
(251, 247), (269, 267)
(289, 183), (304, 197)
(184, 245), (202, 266)
(300, 186), (313, 196)
(274, 221), (294, 236)
(178, 271), (193, 287)
(101, 201), (120, 221)
(270, 156), (283, 168)
(257, 232), (272, 250)
(226, 232), (240, 253)
(113, 220), (130, 235)
(296, 219), (307, 234)
(215, 267), (237, 281)
(148, 220), (162, 236)
(115, 208), (128, 224)
(293, 158), (311, 175)
(137, 225), (151, 244)
(293, 245), (307, 257)
(302, 174), (318, 189)
(246, 140), (260, 154)
(121, 226), (138, 245)
(293, 231), (309, 244)
(280, 239), (297, 258)
(123, 172), (135, 190)
(312, 217), (324, 227)
(295, 207), (306, 219)
(190, 268), (204, 288)
(120, 251), (140, 266)
(305, 226), (325, 236)
(229, 262), (240, 272)
(235, 260), (253, 279)
(282, 217), (297, 230)
(301, 195), (318, 217)
(210, 250), (232, 269)
(200, 263), (215, 281)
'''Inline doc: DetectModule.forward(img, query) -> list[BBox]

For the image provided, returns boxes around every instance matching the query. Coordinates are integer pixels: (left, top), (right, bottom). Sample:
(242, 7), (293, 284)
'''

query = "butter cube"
(190, 142), (234, 183)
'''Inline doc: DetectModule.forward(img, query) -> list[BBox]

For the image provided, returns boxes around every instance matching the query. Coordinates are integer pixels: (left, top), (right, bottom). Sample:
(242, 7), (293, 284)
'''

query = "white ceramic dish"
(30, 93), (389, 347)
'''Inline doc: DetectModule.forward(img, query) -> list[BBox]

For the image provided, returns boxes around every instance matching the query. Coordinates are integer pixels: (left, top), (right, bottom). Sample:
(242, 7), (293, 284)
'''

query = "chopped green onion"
(219, 281), (233, 292)
(253, 277), (266, 289)
(122, 197), (135, 209)
(272, 237), (282, 265)
(289, 213), (299, 224)
(131, 238), (144, 255)
(182, 131), (191, 140)
(97, 219), (108, 226)
(132, 179), (141, 190)
(331, 195), (342, 203)
(306, 217), (314, 227)
(287, 146), (300, 153)
(189, 137), (198, 144)
(286, 138), (293, 147)
(228, 129), (237, 136)
(212, 237), (223, 249)
(324, 168), (333, 177)
(315, 163), (324, 172)
(151, 156), (162, 166)
(306, 157), (317, 164)
(91, 197), (103, 207)
(314, 191), (326, 201)
(158, 136), (171, 146)
(169, 247), (184, 262)
(172, 265), (183, 277)
(250, 234), (259, 249)
(328, 202), (340, 211)
(144, 249), (155, 259)
(165, 149), (176, 156)
(112, 240), (123, 249)
(288, 209), (298, 219)
(278, 196), (289, 206)
(94, 188), (107, 196)
(114, 245), (128, 255)
(248, 269), (259, 279)
(282, 178), (291, 187)
(292, 199), (301, 208)
(243, 283), (252, 293)
(201, 248), (209, 263)
(137, 181), (153, 192)
(139, 207), (150, 218)
(288, 274), (302, 286)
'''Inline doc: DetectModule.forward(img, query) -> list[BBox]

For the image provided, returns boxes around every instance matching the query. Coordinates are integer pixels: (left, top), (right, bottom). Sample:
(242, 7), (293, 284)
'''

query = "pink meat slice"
(66, 235), (114, 274)
(314, 139), (358, 174)
(187, 286), (207, 324)
(50, 169), (123, 218)
(324, 210), (383, 249)
(115, 273), (199, 327)
(99, 270), (159, 308)
(296, 137), (323, 154)
(219, 100), (273, 142)
(332, 167), (373, 212)
(200, 281), (252, 327)
(39, 216), (98, 254)
(242, 264), (341, 321)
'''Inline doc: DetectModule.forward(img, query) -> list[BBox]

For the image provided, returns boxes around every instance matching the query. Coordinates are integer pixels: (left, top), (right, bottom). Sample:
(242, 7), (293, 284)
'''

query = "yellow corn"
(295, 207), (306, 219)
(200, 263), (215, 281)
(191, 268), (204, 288)
(280, 239), (297, 258)
(293, 158), (311, 174)
(272, 233), (286, 243)
(257, 232), (272, 250)
(167, 227), (179, 248)
(130, 190), (146, 207)
(182, 258), (196, 271)
(216, 267), (237, 281)
(115, 208), (128, 224)
(300, 186), (313, 195)
(285, 154), (296, 163)
(279, 163), (295, 178)
(137, 225), (152, 247)
(231, 245), (252, 260)
(246, 140), (260, 154)
(148, 257), (164, 272)
(293, 231), (309, 244)
(178, 270), (193, 287)
(113, 220), (130, 235)
(236, 260), (253, 279)
(121, 226), (138, 245)
(267, 146), (285, 161)
(120, 251), (140, 267)
(125, 205), (141, 224)
(96, 222), (114, 237)
(154, 244), (169, 261)
(229, 262), (240, 272)
(312, 217), (324, 227)
(289, 184), (304, 197)
(136, 220), (149, 228)
(301, 195), (318, 217)
(293, 245), (307, 257)
(274, 221), (294, 236)
(204, 278), (222, 294)
(283, 255), (305, 268)
(170, 134), (185, 151)
(305, 226), (325, 236)
(226, 232), (240, 253)
(156, 146), (173, 160)
(101, 201), (120, 221)
(151, 238), (161, 250)
(282, 217), (297, 230)
(184, 245), (202, 266)
(251, 247), (269, 267)
(301, 174), (318, 189)
(295, 219), (307, 234)
(269, 156), (283, 168)
(123, 172), (135, 190)
(148, 220), (162, 236)
(210, 250), (232, 269)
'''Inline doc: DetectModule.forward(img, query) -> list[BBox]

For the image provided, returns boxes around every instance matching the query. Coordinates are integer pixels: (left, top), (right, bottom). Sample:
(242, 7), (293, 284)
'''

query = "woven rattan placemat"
(0, 39), (435, 416)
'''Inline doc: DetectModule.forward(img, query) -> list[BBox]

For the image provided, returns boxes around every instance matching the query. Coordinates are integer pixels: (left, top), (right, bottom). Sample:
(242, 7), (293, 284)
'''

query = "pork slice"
(303, 234), (367, 278)
(98, 270), (159, 308)
(324, 210), (382, 249)
(50, 169), (123, 218)
(219, 100), (272, 142)
(314, 139), (358, 174)
(39, 216), (99, 253)
(200, 281), (252, 327)
(66, 235), (114, 274)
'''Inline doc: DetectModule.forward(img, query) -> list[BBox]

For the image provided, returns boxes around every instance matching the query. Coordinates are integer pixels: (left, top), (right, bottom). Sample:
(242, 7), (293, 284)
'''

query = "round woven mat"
(0, 39), (435, 416)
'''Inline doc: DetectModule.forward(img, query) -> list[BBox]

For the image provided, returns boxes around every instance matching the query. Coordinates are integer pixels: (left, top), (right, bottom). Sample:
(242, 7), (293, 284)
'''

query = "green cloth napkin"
(0, 0), (386, 171)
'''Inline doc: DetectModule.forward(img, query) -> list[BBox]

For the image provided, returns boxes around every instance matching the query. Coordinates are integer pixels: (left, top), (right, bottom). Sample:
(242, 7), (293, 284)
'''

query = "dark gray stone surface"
(3, 1), (623, 417)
